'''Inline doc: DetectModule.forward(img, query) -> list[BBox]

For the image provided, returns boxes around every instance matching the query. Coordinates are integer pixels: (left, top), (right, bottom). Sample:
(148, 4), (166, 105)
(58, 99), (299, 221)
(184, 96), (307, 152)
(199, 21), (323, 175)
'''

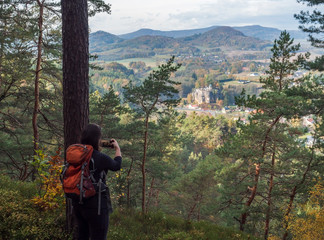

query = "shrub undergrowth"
(1, 174), (261, 240)
(108, 209), (260, 240)
(0, 175), (69, 240)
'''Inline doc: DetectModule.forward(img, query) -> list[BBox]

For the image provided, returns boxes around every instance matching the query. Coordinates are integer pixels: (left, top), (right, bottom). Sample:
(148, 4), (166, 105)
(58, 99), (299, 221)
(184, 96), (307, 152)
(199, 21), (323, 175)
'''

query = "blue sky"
(89, 0), (319, 35)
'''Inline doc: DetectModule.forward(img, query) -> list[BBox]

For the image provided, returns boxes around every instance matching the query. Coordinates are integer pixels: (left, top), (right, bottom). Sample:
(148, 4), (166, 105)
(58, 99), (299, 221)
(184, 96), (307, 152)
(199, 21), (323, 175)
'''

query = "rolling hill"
(233, 25), (307, 41)
(182, 26), (271, 50)
(90, 31), (123, 52)
(116, 25), (307, 41)
(118, 26), (218, 39)
(90, 26), (273, 61)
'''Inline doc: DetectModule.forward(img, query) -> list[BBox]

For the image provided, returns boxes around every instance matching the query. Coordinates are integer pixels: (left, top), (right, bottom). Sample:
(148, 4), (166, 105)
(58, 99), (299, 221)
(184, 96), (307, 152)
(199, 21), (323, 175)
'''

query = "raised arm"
(111, 138), (121, 158)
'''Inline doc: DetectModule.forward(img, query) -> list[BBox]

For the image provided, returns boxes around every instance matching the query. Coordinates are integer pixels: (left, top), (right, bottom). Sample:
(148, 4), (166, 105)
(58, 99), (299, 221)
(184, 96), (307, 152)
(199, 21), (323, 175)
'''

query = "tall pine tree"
(216, 31), (315, 239)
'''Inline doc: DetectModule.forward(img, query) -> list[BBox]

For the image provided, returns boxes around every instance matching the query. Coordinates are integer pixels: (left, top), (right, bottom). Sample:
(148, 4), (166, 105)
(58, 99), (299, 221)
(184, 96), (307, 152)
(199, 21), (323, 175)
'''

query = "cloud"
(89, 0), (308, 34)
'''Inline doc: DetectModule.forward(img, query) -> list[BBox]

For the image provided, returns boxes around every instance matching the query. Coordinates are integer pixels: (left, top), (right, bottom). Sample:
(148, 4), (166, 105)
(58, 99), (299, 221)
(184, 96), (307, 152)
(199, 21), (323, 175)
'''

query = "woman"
(73, 123), (122, 240)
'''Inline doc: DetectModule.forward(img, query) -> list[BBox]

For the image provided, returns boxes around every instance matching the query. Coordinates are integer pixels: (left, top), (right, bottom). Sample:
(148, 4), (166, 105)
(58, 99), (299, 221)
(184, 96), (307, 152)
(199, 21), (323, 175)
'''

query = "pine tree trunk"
(240, 115), (281, 231)
(32, 0), (44, 178)
(62, 0), (89, 151)
(126, 157), (134, 208)
(146, 177), (155, 213)
(155, 189), (160, 207)
(264, 147), (276, 240)
(240, 162), (260, 231)
(187, 194), (200, 221)
(142, 115), (149, 214)
(62, 0), (89, 234)
(282, 186), (297, 240)
(282, 149), (314, 240)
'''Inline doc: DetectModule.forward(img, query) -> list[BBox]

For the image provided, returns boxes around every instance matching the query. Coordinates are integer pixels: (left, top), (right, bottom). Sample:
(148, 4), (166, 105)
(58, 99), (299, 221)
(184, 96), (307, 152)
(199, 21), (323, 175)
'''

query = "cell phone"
(101, 139), (114, 148)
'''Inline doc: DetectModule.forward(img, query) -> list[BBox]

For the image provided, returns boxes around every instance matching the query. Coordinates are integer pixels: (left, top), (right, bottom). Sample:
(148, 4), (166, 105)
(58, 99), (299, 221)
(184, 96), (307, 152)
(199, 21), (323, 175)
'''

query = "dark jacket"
(72, 150), (122, 213)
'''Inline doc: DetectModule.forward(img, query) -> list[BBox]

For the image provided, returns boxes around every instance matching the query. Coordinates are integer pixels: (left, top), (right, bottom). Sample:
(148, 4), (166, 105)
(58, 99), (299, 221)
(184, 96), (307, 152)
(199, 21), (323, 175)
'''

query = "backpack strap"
(89, 157), (107, 215)
(60, 163), (70, 185)
(79, 161), (88, 204)
(97, 170), (107, 215)
(90, 158), (96, 183)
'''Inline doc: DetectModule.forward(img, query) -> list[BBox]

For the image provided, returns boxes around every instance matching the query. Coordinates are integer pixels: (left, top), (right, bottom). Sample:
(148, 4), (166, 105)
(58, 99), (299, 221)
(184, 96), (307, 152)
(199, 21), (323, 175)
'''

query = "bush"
(158, 230), (196, 240)
(0, 175), (37, 199)
(108, 209), (260, 240)
(0, 176), (70, 240)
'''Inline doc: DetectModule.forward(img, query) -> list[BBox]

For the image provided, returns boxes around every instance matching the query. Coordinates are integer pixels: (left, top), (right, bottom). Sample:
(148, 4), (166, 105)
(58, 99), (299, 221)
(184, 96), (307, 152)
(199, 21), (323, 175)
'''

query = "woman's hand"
(110, 139), (121, 157)
(110, 139), (119, 149)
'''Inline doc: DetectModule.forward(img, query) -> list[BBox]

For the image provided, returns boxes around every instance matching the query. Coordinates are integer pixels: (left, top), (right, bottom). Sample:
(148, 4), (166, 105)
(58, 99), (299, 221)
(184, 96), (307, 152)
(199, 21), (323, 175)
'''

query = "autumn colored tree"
(287, 179), (324, 240)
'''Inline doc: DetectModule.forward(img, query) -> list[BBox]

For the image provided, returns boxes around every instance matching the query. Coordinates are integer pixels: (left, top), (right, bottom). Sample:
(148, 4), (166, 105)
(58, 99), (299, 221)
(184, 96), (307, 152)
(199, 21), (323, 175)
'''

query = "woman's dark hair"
(81, 124), (101, 151)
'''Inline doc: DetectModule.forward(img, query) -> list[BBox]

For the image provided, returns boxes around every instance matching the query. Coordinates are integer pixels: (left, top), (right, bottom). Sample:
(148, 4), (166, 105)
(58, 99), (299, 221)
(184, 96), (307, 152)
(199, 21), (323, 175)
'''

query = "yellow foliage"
(268, 236), (281, 240)
(288, 179), (324, 240)
(31, 148), (65, 210)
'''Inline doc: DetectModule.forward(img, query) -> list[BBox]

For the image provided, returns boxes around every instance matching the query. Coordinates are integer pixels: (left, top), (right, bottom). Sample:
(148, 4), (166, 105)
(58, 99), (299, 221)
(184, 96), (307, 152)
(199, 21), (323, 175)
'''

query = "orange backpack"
(61, 144), (96, 204)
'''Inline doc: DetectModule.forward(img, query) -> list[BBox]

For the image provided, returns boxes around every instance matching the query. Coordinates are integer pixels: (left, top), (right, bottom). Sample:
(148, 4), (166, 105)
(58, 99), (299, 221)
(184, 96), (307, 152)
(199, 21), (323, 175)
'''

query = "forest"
(0, 0), (323, 240)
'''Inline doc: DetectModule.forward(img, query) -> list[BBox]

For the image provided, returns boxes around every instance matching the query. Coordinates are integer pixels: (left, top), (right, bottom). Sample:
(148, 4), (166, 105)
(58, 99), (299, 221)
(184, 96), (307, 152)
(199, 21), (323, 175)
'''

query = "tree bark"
(62, 0), (89, 152)
(264, 147), (276, 240)
(126, 156), (134, 207)
(62, 0), (89, 234)
(32, 0), (44, 159)
(240, 163), (260, 231)
(155, 189), (160, 207)
(142, 115), (149, 213)
(282, 149), (314, 240)
(187, 194), (201, 221)
(240, 115), (281, 231)
(146, 177), (155, 213)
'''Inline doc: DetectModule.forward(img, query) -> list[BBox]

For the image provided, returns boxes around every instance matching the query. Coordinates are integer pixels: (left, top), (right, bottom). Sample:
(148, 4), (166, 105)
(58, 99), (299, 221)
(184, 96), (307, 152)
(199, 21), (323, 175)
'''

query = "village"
(176, 80), (316, 147)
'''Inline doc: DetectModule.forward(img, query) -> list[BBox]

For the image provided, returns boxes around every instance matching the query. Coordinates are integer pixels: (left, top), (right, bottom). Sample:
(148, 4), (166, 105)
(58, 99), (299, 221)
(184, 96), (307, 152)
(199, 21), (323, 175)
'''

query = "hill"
(118, 26), (218, 39)
(182, 26), (271, 50)
(90, 30), (123, 52)
(116, 35), (181, 49)
(233, 25), (281, 41)
(234, 25), (307, 41)
(90, 26), (271, 61)
(116, 25), (307, 42)
(91, 34), (201, 61)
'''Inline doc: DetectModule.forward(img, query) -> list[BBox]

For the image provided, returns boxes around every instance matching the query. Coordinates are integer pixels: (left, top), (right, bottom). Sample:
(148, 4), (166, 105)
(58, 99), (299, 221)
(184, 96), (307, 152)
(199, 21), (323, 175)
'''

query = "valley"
(89, 25), (315, 112)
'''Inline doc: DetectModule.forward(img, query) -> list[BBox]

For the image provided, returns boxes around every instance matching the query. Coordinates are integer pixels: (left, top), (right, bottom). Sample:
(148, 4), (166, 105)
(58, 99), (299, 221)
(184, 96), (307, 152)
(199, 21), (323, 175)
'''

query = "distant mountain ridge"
(118, 26), (217, 39)
(90, 31), (123, 52)
(116, 25), (307, 41)
(180, 26), (269, 49)
(89, 25), (307, 61)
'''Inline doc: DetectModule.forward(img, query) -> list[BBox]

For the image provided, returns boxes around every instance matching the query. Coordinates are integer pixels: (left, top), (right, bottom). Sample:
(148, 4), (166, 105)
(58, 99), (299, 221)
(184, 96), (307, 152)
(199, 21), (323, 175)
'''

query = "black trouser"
(74, 205), (109, 240)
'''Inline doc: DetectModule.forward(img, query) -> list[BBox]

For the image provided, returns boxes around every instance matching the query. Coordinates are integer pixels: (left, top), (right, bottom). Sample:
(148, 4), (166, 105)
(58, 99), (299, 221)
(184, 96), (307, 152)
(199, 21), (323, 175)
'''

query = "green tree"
(0, 2), (33, 179)
(295, 0), (324, 70)
(0, 1), (63, 179)
(62, 0), (112, 233)
(123, 56), (181, 213)
(216, 31), (313, 239)
(89, 88), (125, 128)
(281, 73), (324, 240)
(260, 30), (309, 92)
(295, 0), (324, 48)
(169, 155), (220, 221)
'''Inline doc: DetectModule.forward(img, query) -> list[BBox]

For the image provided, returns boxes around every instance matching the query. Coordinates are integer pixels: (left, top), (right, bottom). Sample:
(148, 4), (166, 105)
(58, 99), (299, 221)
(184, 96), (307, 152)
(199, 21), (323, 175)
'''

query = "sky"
(89, 0), (318, 35)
